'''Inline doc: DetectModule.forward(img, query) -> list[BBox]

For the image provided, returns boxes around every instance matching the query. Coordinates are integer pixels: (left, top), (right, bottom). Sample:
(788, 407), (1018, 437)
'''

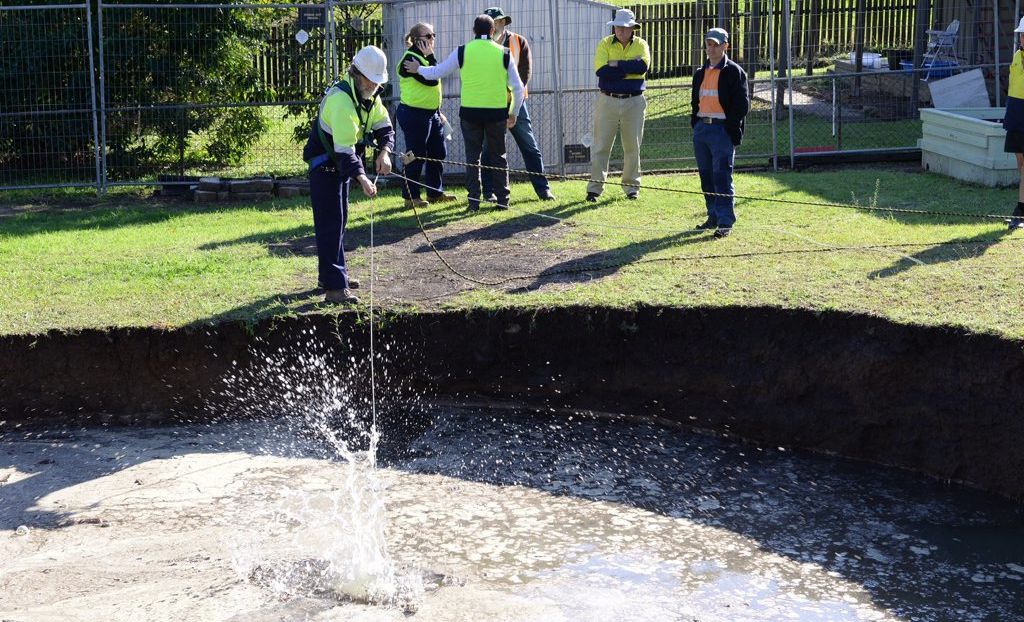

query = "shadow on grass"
(195, 192), (476, 257)
(191, 288), (323, 327)
(510, 229), (707, 293)
(868, 228), (1012, 279)
(0, 196), (309, 240)
(412, 198), (600, 253)
(744, 169), (1018, 226)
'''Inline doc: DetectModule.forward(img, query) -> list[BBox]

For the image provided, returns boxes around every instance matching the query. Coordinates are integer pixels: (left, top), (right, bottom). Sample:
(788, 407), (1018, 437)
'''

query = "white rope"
(391, 171), (927, 267)
(369, 173), (378, 465)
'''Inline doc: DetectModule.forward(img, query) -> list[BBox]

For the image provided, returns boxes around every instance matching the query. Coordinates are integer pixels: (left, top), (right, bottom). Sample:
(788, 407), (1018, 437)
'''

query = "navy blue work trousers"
(692, 122), (737, 228)
(482, 101), (550, 197)
(309, 166), (352, 290)
(397, 104), (447, 200)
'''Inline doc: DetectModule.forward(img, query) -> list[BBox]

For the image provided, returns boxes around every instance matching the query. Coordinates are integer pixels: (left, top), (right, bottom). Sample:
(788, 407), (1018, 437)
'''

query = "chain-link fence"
(0, 0), (1016, 192)
(0, 4), (100, 191)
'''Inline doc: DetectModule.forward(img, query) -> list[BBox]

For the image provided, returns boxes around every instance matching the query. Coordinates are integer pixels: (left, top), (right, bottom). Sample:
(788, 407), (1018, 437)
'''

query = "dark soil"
(2, 307), (1023, 500)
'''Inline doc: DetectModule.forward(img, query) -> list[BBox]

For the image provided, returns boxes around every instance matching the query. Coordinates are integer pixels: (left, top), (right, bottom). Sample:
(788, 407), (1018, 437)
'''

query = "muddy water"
(1, 406), (1022, 621)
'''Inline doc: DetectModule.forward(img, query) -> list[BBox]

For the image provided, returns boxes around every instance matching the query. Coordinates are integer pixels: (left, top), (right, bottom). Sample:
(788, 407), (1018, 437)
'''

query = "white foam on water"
(217, 338), (423, 609)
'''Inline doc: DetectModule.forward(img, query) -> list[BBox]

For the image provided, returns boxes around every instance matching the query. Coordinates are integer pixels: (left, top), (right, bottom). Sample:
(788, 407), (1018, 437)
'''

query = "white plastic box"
(848, 52), (887, 69)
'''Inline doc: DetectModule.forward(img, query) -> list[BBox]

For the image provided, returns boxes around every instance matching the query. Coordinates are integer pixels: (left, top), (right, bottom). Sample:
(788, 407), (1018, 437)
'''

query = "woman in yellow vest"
(1005, 18), (1024, 229)
(404, 15), (525, 212)
(397, 23), (456, 209)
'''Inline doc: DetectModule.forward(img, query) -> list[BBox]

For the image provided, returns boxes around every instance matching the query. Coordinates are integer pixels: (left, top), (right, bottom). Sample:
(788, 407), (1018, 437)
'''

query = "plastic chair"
(922, 19), (959, 80)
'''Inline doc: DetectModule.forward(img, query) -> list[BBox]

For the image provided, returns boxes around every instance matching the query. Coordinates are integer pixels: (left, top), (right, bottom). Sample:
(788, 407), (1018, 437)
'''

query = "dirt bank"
(1, 306), (1023, 498)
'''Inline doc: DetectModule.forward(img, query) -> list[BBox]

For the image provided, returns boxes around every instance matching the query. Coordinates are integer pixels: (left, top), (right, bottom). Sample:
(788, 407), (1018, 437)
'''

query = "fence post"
(327, 0), (338, 83)
(768, 0), (778, 170)
(853, 0), (866, 98)
(995, 0), (1002, 107)
(86, 0), (102, 195)
(546, 0), (566, 177)
(785, 0), (795, 167)
(745, 0), (762, 90)
(774, 0), (789, 121)
(805, 0), (820, 75)
(910, 0), (928, 117)
(97, 0), (108, 193)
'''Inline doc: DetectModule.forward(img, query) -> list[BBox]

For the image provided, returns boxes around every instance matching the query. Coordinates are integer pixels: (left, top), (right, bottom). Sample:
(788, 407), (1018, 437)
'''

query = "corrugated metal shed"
(382, 0), (619, 177)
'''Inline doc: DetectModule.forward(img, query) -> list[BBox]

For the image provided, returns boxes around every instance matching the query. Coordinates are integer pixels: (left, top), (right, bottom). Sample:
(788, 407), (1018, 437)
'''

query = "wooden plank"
(670, 0), (679, 74)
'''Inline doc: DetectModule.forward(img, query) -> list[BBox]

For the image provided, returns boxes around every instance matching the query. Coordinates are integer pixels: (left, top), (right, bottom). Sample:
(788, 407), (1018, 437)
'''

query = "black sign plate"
(564, 144), (590, 164)
(297, 6), (324, 30)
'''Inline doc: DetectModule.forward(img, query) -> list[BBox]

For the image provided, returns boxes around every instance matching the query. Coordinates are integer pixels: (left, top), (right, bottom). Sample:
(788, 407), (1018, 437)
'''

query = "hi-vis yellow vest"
(398, 50), (442, 110)
(1010, 50), (1024, 99)
(459, 38), (508, 109)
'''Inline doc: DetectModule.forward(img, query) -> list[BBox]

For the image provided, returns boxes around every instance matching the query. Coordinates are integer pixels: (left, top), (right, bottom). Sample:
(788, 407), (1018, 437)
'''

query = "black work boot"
(1010, 202), (1024, 231)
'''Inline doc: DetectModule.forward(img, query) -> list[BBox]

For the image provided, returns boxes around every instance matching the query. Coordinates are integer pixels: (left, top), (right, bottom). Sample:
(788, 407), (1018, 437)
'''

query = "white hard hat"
(351, 45), (388, 84)
(1016, 16), (1024, 33)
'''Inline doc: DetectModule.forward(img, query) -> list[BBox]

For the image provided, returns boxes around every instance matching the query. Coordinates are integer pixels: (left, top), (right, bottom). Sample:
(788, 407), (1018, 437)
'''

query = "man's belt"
(699, 116), (727, 124)
(601, 91), (643, 99)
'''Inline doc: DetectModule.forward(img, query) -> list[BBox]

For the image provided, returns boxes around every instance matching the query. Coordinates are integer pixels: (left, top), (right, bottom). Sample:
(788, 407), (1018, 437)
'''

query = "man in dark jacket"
(690, 28), (749, 238)
(480, 6), (555, 201)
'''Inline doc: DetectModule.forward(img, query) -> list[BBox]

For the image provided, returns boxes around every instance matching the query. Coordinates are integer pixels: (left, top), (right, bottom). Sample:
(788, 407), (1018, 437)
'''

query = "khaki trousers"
(587, 92), (647, 196)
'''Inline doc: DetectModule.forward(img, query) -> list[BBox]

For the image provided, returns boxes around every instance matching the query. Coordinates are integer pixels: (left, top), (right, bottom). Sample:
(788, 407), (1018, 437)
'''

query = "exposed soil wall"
(2, 306), (1023, 498)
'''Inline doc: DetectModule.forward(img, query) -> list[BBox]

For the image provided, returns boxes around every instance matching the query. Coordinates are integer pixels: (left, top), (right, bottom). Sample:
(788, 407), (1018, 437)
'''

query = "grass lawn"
(1, 166), (1022, 338)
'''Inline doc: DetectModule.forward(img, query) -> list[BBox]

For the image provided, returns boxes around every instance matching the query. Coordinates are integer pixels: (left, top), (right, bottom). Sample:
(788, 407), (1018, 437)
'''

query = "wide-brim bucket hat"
(607, 8), (639, 28)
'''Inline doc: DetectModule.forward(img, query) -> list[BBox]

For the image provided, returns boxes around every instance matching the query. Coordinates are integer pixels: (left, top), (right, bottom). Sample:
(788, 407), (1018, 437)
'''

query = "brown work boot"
(427, 192), (457, 203)
(404, 198), (428, 209)
(324, 288), (359, 304)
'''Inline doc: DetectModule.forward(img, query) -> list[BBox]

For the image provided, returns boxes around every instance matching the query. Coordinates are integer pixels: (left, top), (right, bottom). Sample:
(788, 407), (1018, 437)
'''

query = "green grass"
(1, 167), (1023, 338)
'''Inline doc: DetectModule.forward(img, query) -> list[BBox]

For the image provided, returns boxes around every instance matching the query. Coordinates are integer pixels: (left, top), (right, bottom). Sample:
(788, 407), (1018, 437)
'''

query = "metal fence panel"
(0, 4), (99, 190)
(0, 0), (1017, 192)
(98, 2), (338, 185)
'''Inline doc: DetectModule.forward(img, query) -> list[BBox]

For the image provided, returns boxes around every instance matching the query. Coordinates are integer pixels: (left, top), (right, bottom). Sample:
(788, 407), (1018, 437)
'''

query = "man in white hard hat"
(303, 45), (395, 304)
(1004, 17), (1024, 230)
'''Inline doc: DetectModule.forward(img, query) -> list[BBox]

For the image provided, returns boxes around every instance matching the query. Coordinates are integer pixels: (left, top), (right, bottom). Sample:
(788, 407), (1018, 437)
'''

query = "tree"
(0, 1), (279, 181)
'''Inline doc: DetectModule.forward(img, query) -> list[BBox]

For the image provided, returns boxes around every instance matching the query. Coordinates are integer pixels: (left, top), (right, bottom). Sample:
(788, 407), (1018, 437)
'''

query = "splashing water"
(216, 335), (423, 609)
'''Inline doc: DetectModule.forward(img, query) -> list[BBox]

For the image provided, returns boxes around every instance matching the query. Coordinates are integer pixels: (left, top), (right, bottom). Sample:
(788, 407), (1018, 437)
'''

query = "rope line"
(368, 173), (378, 462)
(388, 170), (1021, 288)
(399, 170), (525, 286)
(403, 152), (1014, 222)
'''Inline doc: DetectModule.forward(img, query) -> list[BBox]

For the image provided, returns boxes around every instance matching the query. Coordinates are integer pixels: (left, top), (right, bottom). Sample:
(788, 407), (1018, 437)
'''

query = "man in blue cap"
(479, 7), (555, 202)
(690, 27), (749, 238)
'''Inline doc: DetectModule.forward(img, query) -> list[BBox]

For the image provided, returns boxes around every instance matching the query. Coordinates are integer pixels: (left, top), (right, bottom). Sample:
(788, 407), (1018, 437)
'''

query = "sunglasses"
(420, 33), (436, 39)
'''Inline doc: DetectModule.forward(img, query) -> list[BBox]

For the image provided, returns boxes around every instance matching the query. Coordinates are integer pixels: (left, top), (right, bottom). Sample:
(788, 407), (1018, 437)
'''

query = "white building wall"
(383, 0), (617, 180)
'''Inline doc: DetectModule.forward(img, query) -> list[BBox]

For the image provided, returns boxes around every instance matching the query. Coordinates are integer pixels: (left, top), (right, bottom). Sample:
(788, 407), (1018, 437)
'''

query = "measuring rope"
(374, 152), (1022, 292)
(392, 168), (947, 283)
(369, 173), (379, 458)
(402, 152), (1015, 222)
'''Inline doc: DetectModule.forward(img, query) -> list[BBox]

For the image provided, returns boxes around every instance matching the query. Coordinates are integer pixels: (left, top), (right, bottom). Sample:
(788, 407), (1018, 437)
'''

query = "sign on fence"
(297, 6), (323, 30)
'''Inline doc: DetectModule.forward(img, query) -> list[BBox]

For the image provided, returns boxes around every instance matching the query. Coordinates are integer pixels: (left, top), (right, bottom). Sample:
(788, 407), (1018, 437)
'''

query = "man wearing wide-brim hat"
(586, 8), (651, 202)
(690, 27), (749, 238)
